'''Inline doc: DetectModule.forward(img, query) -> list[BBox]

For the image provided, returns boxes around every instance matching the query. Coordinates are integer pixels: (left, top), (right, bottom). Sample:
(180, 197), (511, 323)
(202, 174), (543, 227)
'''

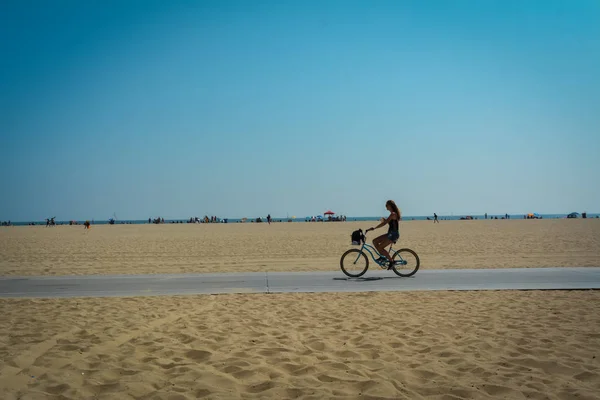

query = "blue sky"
(1, 0), (599, 221)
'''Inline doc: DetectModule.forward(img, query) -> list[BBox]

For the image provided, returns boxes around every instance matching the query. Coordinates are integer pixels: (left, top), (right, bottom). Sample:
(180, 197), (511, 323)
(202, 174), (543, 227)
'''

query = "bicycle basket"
(351, 229), (365, 245)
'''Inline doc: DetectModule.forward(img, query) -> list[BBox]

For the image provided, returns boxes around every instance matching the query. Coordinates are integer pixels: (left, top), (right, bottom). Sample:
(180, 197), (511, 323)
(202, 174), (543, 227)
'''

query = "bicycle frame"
(358, 241), (395, 262)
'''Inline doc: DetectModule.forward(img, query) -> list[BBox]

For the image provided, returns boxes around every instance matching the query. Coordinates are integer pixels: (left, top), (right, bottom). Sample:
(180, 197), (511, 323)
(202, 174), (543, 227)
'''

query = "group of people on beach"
(186, 216), (223, 223)
(149, 216), (225, 224)
(185, 216), (228, 223)
(306, 215), (347, 222)
(429, 213), (515, 221)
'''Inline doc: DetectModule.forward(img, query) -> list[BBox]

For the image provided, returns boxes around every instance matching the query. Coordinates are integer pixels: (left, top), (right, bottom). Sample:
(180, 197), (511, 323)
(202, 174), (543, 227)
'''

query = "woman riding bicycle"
(366, 200), (401, 268)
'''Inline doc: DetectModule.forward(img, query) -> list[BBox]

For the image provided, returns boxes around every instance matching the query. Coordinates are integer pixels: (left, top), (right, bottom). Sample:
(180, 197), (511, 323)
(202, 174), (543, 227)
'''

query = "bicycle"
(340, 232), (420, 278)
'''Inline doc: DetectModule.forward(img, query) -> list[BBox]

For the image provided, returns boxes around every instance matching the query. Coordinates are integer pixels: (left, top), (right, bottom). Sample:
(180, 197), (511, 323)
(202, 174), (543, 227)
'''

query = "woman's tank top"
(388, 215), (399, 233)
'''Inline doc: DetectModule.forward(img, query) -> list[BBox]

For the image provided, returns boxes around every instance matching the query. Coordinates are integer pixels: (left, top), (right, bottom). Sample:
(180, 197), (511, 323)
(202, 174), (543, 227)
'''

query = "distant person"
(434, 213), (439, 223)
(267, 214), (272, 225)
(485, 213), (487, 219)
(366, 200), (401, 269)
(46, 218), (50, 227)
(84, 220), (91, 229)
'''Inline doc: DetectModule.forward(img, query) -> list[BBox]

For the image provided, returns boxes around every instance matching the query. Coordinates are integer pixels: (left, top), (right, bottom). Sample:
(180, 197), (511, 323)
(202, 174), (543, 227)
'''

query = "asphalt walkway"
(1, 267), (598, 298)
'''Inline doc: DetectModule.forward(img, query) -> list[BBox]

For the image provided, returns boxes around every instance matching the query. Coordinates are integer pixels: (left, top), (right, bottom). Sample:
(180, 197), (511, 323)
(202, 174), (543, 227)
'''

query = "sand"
(1, 219), (599, 276)
(2, 219), (599, 399)
(1, 290), (599, 400)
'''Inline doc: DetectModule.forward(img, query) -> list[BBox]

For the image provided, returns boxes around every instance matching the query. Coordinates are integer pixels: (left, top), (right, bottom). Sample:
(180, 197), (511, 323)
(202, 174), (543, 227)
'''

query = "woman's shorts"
(387, 231), (400, 242)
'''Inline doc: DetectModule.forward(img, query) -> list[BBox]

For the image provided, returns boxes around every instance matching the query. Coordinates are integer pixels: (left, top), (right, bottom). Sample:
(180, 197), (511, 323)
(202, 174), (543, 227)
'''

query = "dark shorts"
(387, 230), (400, 242)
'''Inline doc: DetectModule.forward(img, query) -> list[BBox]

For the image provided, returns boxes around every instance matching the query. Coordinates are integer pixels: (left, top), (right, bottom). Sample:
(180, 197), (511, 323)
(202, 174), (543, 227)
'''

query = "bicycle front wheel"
(391, 248), (420, 277)
(340, 249), (369, 278)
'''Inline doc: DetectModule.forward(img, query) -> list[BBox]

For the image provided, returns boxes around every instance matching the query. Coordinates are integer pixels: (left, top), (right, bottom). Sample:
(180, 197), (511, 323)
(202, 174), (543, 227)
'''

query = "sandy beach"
(1, 219), (599, 276)
(1, 290), (599, 399)
(2, 219), (600, 399)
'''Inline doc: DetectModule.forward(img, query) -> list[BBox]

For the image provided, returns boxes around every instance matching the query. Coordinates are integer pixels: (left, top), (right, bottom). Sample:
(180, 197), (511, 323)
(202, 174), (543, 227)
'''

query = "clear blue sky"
(1, 0), (599, 221)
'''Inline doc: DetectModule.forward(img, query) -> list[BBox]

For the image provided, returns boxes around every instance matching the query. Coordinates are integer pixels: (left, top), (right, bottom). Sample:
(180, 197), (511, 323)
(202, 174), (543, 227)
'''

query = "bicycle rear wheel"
(391, 248), (420, 277)
(340, 249), (369, 278)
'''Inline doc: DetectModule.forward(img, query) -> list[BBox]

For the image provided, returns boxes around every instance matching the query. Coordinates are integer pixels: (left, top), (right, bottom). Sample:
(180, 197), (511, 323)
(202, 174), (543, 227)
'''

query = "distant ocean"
(6, 213), (599, 226)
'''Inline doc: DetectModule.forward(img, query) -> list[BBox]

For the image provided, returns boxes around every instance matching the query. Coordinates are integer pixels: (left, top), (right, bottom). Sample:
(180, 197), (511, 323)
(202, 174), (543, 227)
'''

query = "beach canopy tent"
(567, 212), (580, 219)
(324, 210), (335, 215)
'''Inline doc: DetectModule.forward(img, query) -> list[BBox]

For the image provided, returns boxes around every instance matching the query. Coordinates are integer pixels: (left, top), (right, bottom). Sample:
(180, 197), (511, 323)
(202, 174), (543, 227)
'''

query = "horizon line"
(2, 211), (597, 224)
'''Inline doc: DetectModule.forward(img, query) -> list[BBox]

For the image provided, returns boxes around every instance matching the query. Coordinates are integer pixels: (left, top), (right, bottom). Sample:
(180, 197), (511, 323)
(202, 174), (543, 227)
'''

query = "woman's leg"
(373, 234), (392, 260)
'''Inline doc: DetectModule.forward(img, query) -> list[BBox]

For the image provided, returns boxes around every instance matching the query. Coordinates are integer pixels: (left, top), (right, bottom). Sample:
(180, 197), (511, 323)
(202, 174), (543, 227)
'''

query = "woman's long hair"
(386, 200), (401, 219)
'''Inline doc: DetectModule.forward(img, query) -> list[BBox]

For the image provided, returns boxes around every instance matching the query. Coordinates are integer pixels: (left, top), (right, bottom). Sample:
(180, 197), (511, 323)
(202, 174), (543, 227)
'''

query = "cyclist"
(366, 200), (401, 268)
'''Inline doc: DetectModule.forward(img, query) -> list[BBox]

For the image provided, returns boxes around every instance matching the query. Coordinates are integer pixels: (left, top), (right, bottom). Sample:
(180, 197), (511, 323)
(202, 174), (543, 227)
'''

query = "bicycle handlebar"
(362, 228), (374, 239)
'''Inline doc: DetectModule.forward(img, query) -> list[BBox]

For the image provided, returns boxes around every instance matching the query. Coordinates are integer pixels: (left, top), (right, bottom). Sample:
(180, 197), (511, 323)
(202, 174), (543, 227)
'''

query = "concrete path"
(0, 268), (599, 299)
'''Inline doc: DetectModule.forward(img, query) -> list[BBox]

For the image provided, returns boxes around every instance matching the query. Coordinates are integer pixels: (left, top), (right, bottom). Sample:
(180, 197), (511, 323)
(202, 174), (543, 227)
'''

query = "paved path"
(0, 268), (599, 298)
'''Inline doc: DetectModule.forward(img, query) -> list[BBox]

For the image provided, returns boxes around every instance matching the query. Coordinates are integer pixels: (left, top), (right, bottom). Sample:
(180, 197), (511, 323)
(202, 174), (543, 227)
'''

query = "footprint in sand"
(232, 369), (255, 379)
(184, 349), (211, 362)
(574, 371), (598, 382)
(412, 369), (440, 380)
(227, 359), (252, 368)
(58, 344), (81, 351)
(335, 350), (360, 359)
(46, 383), (70, 395)
(286, 388), (306, 398)
(445, 358), (464, 366)
(317, 373), (351, 383)
(175, 333), (197, 344)
(246, 380), (275, 393)
(306, 340), (326, 351)
(482, 384), (516, 396)
(195, 388), (212, 398)
(222, 365), (242, 374)
(258, 347), (291, 356)
(291, 365), (317, 375)
(116, 368), (138, 376)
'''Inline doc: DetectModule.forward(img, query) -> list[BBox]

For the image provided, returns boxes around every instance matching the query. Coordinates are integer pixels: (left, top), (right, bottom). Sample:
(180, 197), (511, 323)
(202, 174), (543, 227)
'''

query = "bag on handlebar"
(351, 229), (365, 245)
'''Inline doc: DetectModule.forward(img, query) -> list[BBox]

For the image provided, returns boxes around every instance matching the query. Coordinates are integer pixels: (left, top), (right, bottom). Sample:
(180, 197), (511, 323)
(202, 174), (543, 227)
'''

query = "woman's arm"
(367, 213), (394, 232)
